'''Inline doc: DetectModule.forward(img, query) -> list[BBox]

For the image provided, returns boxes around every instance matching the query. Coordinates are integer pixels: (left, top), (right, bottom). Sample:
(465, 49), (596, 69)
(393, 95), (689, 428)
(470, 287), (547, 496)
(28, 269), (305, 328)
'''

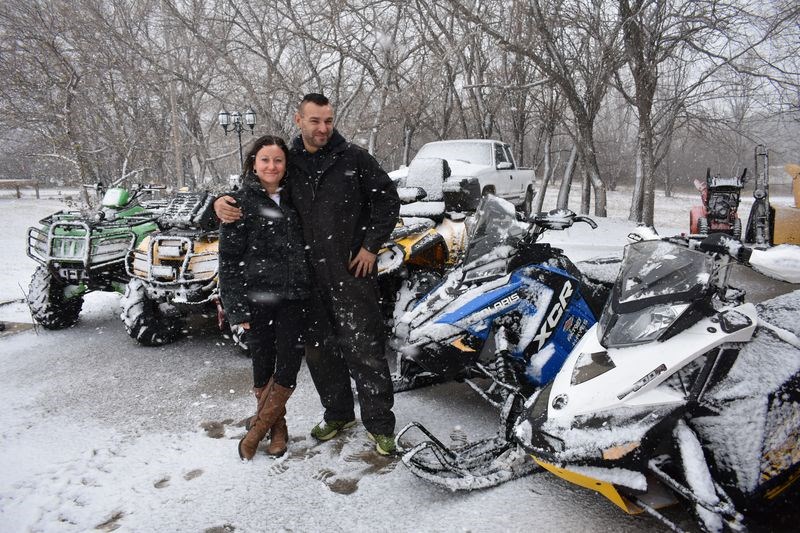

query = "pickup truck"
(390, 139), (536, 214)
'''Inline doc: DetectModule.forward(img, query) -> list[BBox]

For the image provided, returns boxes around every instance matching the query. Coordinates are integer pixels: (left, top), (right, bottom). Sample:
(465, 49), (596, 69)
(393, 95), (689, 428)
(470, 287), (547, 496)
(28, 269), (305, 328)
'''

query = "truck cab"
(399, 139), (535, 213)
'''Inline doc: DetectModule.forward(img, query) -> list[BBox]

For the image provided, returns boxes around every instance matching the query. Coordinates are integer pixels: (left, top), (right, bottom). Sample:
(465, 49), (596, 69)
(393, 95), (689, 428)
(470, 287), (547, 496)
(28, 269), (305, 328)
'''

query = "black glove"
(699, 233), (751, 262)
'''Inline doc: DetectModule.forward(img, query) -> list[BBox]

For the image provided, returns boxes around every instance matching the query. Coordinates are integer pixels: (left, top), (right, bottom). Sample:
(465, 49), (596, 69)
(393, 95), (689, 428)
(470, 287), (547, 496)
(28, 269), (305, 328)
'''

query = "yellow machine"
(773, 163), (800, 245)
(746, 145), (800, 246)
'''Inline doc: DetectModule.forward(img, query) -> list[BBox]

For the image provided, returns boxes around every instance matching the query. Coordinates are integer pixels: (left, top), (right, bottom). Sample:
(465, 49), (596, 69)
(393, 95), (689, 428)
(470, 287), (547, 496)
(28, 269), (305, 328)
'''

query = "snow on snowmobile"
(515, 232), (800, 532)
(394, 194), (610, 489)
(26, 179), (166, 329)
(121, 190), (225, 346)
(377, 157), (479, 327)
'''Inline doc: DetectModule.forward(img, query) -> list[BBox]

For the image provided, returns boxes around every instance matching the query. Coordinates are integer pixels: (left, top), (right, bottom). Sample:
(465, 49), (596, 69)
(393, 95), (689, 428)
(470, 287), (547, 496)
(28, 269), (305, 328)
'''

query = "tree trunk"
(557, 146), (578, 210)
(629, 145), (644, 222)
(639, 113), (657, 227)
(534, 134), (552, 213)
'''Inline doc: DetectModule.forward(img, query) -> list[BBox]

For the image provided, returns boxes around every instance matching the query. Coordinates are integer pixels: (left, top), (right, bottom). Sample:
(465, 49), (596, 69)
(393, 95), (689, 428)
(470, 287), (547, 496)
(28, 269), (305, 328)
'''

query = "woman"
(219, 134), (310, 460)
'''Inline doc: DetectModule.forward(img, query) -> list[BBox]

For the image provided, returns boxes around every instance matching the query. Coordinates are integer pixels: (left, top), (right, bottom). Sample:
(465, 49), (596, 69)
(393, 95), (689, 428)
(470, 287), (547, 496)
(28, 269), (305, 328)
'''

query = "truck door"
(504, 144), (526, 197)
(494, 143), (514, 198)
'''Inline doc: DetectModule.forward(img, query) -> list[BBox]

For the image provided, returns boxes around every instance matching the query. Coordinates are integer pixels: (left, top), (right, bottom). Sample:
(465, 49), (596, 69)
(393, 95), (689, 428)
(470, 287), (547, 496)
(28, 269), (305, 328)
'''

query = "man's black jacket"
(287, 130), (400, 287)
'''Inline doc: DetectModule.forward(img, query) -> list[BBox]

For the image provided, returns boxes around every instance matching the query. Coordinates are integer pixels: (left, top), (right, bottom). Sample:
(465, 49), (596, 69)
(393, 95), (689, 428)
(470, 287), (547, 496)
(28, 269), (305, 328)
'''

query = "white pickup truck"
(391, 139), (536, 214)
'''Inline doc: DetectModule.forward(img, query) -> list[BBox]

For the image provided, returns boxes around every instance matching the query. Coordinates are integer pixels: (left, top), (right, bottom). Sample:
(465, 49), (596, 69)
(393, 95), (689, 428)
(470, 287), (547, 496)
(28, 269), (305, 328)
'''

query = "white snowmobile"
(515, 232), (800, 532)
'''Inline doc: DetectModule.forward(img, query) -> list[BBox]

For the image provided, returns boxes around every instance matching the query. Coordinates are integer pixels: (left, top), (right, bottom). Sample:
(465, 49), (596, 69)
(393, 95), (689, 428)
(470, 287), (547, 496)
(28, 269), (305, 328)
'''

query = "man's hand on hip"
(349, 247), (377, 278)
(214, 195), (242, 223)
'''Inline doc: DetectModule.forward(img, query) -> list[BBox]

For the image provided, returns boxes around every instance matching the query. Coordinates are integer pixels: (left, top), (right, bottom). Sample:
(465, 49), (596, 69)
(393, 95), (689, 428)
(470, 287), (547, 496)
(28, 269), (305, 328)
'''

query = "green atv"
(25, 181), (166, 329)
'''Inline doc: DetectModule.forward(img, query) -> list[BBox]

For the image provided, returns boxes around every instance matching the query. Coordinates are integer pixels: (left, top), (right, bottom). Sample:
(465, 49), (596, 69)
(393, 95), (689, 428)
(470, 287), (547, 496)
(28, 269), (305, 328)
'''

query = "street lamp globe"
(244, 108), (256, 131)
(218, 110), (231, 132)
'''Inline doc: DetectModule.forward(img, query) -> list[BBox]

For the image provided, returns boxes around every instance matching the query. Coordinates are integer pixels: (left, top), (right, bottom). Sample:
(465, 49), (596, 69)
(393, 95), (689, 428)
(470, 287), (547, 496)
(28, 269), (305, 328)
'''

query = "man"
(215, 93), (400, 455)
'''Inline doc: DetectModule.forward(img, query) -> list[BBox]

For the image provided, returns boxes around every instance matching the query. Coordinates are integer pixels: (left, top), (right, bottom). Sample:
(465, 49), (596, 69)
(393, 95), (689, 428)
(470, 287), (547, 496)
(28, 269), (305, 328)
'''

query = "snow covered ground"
(0, 186), (797, 532)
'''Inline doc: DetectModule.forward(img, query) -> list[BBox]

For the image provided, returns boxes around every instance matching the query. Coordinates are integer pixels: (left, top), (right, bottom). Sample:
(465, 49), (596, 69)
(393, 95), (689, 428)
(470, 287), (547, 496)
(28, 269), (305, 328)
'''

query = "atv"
(378, 156), (480, 329)
(26, 180), (165, 329)
(121, 190), (226, 347)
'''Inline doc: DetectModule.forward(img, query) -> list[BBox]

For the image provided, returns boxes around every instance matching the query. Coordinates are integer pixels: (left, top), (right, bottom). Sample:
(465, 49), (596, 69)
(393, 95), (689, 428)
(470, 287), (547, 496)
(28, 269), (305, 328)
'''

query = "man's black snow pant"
(306, 277), (395, 436)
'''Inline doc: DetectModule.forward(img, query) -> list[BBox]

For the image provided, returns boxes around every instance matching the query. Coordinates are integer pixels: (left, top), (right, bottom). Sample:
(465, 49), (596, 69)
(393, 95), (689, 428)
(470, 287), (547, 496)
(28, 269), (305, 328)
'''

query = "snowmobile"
(26, 180), (165, 329)
(690, 168), (746, 239)
(394, 194), (610, 488)
(515, 232), (800, 532)
(377, 157), (480, 327)
(121, 190), (225, 346)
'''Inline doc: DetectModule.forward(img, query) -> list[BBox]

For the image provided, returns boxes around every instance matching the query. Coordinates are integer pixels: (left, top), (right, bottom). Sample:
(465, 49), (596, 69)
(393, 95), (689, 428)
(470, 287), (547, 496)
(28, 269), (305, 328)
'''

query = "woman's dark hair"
(242, 134), (290, 179)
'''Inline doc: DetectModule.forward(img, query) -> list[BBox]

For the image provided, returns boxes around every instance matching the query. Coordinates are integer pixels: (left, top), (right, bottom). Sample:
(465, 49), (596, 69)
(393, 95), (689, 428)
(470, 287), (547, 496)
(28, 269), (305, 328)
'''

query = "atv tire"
(120, 279), (183, 346)
(27, 265), (84, 329)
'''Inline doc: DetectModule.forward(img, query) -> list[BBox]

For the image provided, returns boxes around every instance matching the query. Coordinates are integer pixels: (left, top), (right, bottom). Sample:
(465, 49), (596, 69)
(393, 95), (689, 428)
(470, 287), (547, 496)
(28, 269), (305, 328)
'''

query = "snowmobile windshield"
(463, 196), (522, 266)
(599, 240), (714, 348)
(614, 240), (713, 308)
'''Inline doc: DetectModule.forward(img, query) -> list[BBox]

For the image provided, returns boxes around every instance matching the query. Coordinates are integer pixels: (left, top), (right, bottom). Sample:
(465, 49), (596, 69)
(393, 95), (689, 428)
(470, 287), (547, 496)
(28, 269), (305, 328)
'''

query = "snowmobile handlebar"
(531, 209), (597, 231)
(573, 215), (597, 229)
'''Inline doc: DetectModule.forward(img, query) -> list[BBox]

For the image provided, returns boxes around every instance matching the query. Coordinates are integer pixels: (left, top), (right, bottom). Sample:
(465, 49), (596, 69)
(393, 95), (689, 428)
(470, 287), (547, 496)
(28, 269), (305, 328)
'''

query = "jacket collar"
(242, 172), (286, 201)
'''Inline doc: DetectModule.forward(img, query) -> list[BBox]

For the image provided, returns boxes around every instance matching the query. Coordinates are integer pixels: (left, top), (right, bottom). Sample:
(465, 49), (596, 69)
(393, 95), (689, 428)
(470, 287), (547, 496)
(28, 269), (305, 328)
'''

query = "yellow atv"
(121, 191), (223, 346)
(378, 157), (481, 327)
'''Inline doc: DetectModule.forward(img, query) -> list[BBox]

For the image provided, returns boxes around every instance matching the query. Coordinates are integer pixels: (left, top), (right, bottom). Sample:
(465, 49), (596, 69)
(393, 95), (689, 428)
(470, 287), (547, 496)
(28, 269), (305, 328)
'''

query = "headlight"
(601, 303), (690, 348)
(91, 236), (132, 263)
(464, 264), (506, 283)
(51, 237), (86, 260)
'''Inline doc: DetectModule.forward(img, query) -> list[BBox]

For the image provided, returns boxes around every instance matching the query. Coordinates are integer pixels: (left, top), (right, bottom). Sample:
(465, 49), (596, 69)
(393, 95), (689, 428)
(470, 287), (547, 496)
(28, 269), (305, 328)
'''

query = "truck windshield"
(415, 142), (492, 166)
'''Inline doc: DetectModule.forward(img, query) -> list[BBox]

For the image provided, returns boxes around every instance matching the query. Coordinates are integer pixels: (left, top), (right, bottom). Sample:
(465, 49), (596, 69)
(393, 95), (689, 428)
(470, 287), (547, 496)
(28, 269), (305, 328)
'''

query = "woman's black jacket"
(219, 174), (311, 325)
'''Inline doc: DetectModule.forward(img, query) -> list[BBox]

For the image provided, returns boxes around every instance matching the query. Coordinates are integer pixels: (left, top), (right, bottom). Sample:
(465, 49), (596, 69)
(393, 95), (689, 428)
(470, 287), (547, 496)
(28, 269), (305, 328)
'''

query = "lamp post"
(218, 107), (256, 172)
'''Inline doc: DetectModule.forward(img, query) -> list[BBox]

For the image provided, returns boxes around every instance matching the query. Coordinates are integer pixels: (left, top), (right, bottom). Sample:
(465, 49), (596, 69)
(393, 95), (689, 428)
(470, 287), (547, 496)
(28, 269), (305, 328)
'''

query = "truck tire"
(120, 279), (182, 346)
(522, 187), (534, 217)
(27, 265), (83, 329)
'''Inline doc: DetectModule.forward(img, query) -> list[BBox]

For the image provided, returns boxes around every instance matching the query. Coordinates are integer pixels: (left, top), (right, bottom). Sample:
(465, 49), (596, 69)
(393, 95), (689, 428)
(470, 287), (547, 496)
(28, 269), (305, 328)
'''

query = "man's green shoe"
(310, 419), (356, 441)
(367, 432), (397, 456)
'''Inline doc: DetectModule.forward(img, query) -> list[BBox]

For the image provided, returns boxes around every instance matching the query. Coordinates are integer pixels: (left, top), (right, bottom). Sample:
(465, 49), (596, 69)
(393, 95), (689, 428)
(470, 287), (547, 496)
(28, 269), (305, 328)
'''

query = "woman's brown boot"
(238, 380), (294, 460)
(267, 414), (289, 457)
(245, 383), (270, 431)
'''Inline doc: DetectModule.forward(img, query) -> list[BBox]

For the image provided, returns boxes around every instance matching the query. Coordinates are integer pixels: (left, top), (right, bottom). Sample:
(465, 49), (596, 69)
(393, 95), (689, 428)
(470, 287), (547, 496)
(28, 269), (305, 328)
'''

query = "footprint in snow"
(95, 511), (124, 531)
(200, 420), (228, 439)
(154, 477), (170, 489)
(184, 469), (203, 481)
(204, 525), (235, 533)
